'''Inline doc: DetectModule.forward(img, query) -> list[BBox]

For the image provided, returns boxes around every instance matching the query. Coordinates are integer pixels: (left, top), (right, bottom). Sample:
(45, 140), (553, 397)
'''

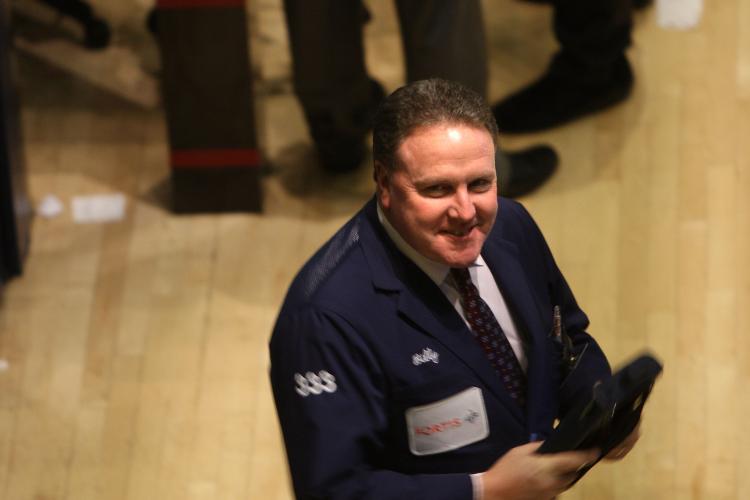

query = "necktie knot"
(450, 267), (474, 294)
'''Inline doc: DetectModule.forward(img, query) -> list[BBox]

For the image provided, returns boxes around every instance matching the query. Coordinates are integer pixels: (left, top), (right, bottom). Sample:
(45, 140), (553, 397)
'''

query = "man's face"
(376, 123), (498, 268)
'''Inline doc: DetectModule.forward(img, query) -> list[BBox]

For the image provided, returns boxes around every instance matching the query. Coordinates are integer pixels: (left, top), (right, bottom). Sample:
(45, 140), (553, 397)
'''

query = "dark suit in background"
(282, 0), (631, 178)
(283, 0), (632, 109)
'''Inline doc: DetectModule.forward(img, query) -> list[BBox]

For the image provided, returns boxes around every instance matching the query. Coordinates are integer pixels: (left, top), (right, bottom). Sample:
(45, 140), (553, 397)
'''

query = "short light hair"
(372, 78), (499, 172)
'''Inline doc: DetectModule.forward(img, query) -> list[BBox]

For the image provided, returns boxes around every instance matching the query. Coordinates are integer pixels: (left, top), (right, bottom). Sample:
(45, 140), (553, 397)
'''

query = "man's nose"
(447, 188), (476, 221)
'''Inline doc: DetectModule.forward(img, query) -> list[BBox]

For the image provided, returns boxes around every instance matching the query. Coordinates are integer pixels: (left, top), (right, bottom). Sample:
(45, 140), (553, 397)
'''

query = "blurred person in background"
(282, 1), (558, 198)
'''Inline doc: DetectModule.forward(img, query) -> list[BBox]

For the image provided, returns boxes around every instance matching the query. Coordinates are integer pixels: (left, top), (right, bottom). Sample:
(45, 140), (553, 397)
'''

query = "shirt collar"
(376, 201), (484, 287)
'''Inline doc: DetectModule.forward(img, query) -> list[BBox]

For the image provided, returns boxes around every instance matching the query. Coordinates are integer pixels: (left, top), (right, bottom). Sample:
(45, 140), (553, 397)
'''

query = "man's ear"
(374, 161), (391, 209)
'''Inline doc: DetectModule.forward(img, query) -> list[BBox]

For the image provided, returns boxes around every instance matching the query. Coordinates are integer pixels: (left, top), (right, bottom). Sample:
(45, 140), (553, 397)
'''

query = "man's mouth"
(443, 225), (476, 237)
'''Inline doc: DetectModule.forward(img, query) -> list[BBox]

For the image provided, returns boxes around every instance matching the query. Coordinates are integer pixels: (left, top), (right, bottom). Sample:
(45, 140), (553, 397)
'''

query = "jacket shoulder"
(493, 197), (543, 241)
(281, 209), (376, 314)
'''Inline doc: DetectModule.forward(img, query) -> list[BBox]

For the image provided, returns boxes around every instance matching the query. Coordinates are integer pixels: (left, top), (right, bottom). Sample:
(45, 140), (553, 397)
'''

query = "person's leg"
(282, 0), (384, 172)
(394, 0), (487, 97)
(493, 0), (634, 133)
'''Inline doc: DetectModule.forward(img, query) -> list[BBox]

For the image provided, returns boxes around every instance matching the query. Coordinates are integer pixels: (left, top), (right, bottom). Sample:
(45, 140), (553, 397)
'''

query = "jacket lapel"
(481, 233), (560, 436)
(394, 266), (526, 424)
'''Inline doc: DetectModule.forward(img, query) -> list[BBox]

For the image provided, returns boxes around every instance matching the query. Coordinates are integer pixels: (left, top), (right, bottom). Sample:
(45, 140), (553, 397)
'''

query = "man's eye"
(470, 179), (493, 192)
(422, 185), (450, 197)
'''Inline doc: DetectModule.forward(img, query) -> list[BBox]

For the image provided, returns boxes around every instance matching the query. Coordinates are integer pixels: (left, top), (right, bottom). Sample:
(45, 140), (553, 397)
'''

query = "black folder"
(538, 352), (663, 481)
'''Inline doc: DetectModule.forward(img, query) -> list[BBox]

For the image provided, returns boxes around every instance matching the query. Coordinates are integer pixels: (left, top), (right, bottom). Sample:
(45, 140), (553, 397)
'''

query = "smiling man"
(376, 123), (497, 268)
(270, 79), (636, 500)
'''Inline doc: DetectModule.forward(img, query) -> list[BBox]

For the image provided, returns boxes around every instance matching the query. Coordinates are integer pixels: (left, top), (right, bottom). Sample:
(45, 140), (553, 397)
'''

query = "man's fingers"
(532, 441), (599, 473)
(544, 448), (600, 474)
(605, 441), (634, 460)
(518, 441), (545, 453)
(624, 423), (642, 446)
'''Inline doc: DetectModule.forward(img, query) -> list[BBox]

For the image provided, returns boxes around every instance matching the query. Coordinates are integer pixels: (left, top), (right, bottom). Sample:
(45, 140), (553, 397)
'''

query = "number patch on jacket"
(294, 371), (337, 397)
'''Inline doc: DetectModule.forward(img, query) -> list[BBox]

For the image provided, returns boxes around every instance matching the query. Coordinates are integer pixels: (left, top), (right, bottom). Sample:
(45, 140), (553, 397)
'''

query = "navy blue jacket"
(270, 197), (610, 499)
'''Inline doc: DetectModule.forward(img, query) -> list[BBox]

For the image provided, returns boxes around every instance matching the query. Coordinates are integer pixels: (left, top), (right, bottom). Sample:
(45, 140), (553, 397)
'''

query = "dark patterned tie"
(450, 267), (526, 407)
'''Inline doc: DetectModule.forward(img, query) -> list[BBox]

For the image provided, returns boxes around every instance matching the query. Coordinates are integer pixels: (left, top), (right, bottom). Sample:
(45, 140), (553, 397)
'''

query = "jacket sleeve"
(269, 305), (473, 500)
(508, 200), (612, 415)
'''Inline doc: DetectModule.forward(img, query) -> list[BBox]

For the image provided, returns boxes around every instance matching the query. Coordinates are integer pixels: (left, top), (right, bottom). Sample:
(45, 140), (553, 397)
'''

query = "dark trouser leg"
(282, 0), (381, 171)
(394, 0), (487, 97)
(394, 0), (515, 179)
(550, 0), (633, 84)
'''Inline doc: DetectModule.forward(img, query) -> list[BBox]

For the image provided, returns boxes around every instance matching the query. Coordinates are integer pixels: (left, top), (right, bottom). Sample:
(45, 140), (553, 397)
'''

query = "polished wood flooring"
(1, 0), (749, 498)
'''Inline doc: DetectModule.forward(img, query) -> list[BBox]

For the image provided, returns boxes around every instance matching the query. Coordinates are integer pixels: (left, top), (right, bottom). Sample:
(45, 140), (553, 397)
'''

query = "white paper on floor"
(72, 194), (127, 223)
(657, 0), (703, 30)
(37, 194), (64, 218)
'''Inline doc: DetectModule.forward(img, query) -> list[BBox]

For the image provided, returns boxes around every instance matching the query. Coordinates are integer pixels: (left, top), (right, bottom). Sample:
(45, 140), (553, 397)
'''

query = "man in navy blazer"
(270, 79), (639, 499)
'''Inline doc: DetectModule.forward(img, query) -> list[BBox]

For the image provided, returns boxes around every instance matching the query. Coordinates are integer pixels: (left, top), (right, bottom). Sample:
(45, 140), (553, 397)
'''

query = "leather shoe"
(499, 145), (558, 198)
(311, 78), (386, 173)
(493, 56), (633, 134)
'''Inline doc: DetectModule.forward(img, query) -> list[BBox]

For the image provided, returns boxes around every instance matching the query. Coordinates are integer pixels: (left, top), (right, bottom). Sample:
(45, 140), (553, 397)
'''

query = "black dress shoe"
(499, 145), (558, 198)
(310, 78), (386, 173)
(309, 117), (368, 174)
(493, 56), (633, 134)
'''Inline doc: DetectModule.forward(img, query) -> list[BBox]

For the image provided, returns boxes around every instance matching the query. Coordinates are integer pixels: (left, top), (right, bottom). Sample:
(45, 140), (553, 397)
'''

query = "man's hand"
(481, 442), (599, 500)
(603, 422), (641, 461)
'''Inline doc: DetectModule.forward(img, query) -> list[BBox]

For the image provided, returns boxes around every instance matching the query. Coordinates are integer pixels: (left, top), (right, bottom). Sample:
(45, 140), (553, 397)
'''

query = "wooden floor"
(1, 0), (749, 498)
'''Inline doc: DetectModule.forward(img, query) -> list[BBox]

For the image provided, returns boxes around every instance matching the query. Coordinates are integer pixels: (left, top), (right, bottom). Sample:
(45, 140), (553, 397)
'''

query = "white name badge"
(405, 387), (489, 456)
